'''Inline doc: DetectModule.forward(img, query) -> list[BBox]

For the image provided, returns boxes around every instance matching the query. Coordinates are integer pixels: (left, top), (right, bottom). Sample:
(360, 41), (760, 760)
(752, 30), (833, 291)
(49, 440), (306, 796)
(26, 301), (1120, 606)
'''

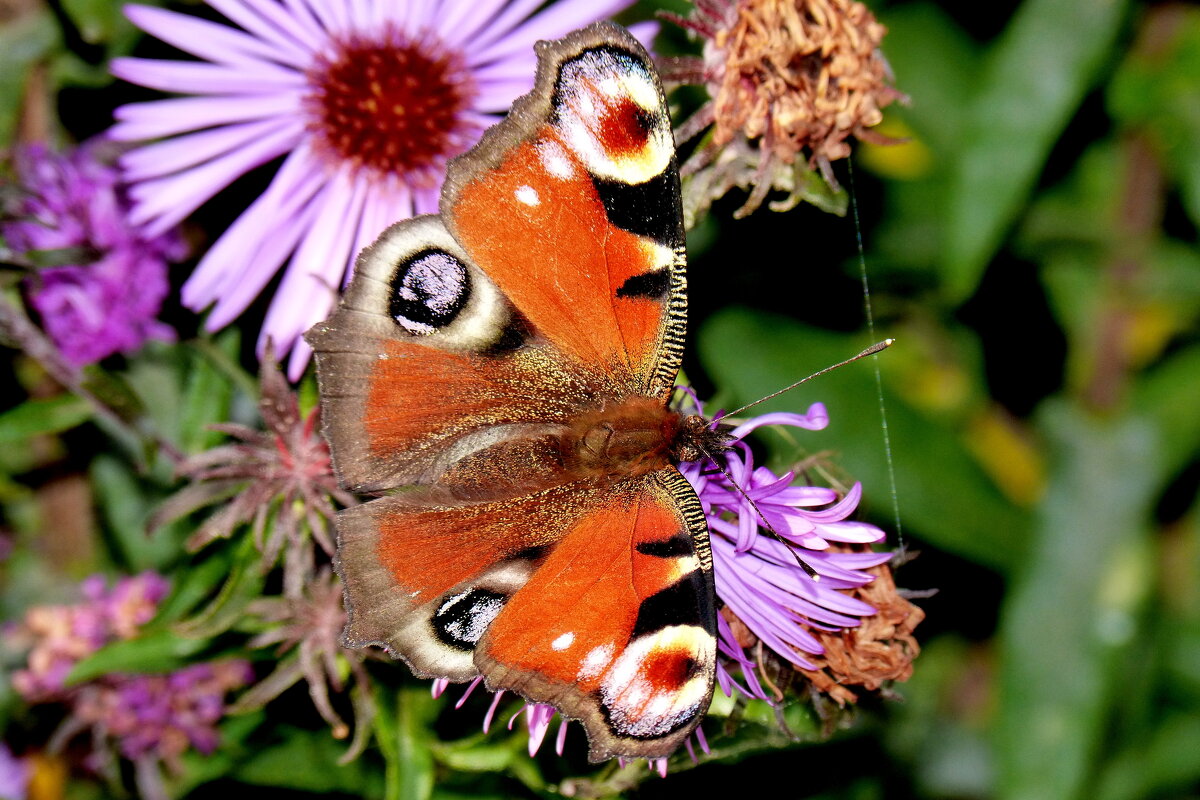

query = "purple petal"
(182, 145), (326, 311)
(119, 118), (296, 182)
(123, 4), (306, 68)
(110, 93), (304, 142)
(206, 0), (322, 57)
(126, 120), (304, 235)
(257, 168), (365, 356)
(452, 0), (544, 50)
(111, 57), (305, 94)
(474, 0), (635, 62)
(729, 403), (829, 438)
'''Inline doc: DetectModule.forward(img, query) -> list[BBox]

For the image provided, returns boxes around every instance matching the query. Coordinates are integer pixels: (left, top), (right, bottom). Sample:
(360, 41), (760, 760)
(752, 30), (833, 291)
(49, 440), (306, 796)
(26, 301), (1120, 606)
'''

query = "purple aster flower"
(425, 397), (914, 767)
(2, 143), (184, 366)
(683, 400), (893, 673)
(109, 0), (654, 377)
(0, 744), (29, 800)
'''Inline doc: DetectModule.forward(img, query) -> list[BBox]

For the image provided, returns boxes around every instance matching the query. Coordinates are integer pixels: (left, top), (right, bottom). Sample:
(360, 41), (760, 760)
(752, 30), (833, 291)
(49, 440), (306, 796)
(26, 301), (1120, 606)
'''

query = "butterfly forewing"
(442, 23), (688, 400)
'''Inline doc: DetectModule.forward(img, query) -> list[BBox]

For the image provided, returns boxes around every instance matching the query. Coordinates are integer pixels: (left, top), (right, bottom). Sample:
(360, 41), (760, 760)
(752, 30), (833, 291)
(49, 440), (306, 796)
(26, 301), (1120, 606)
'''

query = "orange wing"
(335, 466), (715, 760)
(443, 24), (686, 400)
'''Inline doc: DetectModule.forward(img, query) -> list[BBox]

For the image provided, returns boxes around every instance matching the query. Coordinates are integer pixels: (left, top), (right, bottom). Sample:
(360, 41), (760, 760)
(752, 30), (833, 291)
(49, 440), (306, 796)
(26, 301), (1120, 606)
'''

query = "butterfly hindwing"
(335, 466), (716, 759)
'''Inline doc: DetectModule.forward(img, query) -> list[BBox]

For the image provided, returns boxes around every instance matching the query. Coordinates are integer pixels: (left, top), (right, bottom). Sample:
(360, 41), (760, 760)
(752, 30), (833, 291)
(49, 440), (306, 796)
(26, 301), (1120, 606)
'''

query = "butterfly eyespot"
(552, 46), (672, 186)
(432, 587), (507, 651)
(350, 216), (518, 352)
(389, 250), (471, 335)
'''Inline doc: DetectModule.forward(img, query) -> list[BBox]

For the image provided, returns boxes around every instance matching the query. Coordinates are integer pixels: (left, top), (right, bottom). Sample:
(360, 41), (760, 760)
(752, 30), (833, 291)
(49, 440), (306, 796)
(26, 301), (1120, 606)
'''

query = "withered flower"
(151, 347), (355, 597)
(795, 548), (924, 705)
(234, 568), (375, 762)
(663, 0), (903, 218)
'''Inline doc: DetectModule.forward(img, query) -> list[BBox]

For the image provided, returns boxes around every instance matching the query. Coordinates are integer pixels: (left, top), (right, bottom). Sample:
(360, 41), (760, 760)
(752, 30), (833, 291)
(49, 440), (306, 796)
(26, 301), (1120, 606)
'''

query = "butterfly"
(305, 21), (733, 762)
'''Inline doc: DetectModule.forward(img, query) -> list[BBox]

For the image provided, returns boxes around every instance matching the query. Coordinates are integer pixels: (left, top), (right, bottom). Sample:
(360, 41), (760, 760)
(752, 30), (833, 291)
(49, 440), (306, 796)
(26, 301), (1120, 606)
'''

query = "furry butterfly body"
(307, 22), (727, 760)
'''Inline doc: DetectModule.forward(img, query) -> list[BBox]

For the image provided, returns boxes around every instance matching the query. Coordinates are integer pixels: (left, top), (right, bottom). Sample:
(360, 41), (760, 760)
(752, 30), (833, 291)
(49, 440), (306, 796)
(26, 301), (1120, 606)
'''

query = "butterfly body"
(307, 23), (723, 761)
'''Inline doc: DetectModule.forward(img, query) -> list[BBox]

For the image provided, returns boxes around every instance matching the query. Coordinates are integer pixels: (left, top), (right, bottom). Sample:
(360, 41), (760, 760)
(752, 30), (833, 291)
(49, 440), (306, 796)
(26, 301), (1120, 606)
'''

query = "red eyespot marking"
(638, 644), (699, 689)
(595, 95), (652, 158)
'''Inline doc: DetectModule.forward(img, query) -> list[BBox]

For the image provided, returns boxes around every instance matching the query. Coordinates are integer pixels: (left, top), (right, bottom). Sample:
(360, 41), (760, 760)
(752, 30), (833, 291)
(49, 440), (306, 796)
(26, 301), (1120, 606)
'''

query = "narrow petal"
(182, 146), (326, 308)
(203, 172), (326, 328)
(111, 57), (305, 95)
(127, 120), (304, 235)
(452, 0), (544, 51)
(110, 92), (304, 142)
(729, 404), (829, 438)
(472, 0), (634, 63)
(206, 0), (321, 59)
(119, 118), (296, 182)
(123, 5), (306, 68)
(258, 169), (366, 356)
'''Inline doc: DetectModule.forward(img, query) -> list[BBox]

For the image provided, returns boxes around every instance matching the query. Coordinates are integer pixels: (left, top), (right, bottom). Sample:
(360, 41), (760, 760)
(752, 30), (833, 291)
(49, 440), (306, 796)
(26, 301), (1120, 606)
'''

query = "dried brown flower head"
(664, 0), (903, 217)
(796, 549), (924, 705)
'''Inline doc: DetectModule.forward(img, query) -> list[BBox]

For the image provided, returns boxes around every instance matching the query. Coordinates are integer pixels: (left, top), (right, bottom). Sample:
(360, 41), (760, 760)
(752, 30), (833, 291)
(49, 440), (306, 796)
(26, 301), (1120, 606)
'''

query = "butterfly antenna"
(696, 444), (821, 582)
(722, 339), (894, 420)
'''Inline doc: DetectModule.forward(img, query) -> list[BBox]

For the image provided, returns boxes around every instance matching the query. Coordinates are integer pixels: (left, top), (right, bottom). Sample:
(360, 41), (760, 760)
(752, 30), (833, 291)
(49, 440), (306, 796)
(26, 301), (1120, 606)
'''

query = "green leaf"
(0, 394), (91, 443)
(995, 402), (1157, 800)
(0, 8), (58, 146)
(179, 331), (239, 453)
(878, 3), (980, 154)
(942, 0), (1129, 300)
(90, 454), (182, 571)
(433, 737), (518, 773)
(152, 548), (234, 624)
(375, 686), (438, 800)
(699, 308), (1031, 572)
(232, 725), (379, 794)
(1096, 712), (1200, 800)
(170, 712), (265, 798)
(173, 536), (267, 638)
(65, 629), (213, 684)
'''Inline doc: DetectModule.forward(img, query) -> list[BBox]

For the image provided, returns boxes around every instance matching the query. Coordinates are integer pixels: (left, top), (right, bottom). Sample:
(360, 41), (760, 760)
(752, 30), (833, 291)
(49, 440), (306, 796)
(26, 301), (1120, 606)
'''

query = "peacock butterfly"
(305, 21), (731, 761)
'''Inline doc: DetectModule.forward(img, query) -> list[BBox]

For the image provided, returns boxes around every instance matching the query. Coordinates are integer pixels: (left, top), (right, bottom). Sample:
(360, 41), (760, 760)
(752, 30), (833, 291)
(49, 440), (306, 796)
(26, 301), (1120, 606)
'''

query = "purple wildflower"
(0, 744), (29, 800)
(683, 401), (893, 673)
(12, 572), (169, 701)
(2, 143), (184, 366)
(72, 661), (253, 767)
(109, 0), (653, 377)
(10, 573), (251, 797)
(427, 398), (908, 766)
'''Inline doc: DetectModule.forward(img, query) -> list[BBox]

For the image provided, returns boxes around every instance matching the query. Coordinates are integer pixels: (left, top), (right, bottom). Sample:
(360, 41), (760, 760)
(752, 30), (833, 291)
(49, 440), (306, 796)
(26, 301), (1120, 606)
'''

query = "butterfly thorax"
(565, 399), (732, 481)
(562, 395), (679, 483)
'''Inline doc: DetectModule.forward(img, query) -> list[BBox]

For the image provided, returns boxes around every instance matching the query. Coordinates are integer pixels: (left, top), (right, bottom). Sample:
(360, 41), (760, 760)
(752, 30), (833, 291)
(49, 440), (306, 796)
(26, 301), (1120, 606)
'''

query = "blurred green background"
(2, 0), (1199, 798)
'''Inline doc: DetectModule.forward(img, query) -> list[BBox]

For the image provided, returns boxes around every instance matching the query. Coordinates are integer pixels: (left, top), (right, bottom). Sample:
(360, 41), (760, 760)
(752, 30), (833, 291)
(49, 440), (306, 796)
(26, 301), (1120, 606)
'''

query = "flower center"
(307, 30), (477, 184)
